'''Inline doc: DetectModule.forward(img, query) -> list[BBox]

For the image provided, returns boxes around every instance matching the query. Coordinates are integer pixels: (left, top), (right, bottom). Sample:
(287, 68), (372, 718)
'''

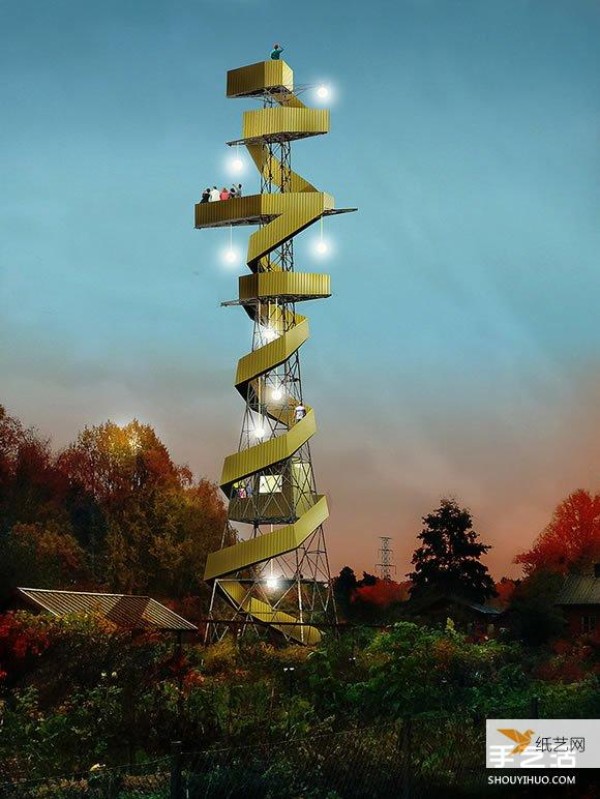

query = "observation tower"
(196, 59), (355, 645)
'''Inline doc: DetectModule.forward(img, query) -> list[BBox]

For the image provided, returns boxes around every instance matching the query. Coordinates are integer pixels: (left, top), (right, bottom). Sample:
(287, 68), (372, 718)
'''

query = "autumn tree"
(0, 405), (76, 599)
(0, 405), (69, 532)
(515, 489), (600, 576)
(1, 409), (233, 605)
(3, 523), (88, 589)
(58, 419), (232, 596)
(408, 498), (496, 604)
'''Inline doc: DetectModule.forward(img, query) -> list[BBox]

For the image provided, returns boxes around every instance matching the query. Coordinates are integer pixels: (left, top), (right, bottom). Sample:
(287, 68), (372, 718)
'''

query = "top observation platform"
(227, 60), (295, 99)
(226, 60), (328, 145)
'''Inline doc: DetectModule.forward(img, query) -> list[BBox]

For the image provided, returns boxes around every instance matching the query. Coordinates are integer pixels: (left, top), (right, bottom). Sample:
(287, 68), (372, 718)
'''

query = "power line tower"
(376, 536), (396, 581)
(195, 58), (356, 645)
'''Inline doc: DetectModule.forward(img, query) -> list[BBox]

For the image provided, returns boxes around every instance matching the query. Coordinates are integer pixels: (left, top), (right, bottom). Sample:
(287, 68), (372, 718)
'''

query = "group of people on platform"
(200, 184), (243, 203)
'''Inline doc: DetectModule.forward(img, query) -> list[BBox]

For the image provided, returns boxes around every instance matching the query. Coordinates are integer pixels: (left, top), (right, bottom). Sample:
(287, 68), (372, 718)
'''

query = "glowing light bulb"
(316, 85), (329, 99)
(254, 424), (265, 440)
(316, 240), (328, 255)
(231, 157), (244, 172)
(263, 326), (278, 342)
(266, 576), (279, 590)
(271, 386), (283, 401)
(222, 246), (239, 265)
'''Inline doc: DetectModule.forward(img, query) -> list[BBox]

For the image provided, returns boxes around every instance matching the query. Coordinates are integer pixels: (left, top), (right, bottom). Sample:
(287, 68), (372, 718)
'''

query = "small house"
(555, 566), (600, 636)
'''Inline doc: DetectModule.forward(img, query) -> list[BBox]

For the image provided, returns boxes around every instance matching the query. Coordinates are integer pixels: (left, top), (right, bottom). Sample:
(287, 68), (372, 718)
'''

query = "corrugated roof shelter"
(17, 588), (197, 632)
(555, 575), (600, 606)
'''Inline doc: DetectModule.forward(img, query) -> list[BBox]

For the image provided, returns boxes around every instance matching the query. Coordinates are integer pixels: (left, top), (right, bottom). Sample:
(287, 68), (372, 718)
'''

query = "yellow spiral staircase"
(195, 59), (355, 645)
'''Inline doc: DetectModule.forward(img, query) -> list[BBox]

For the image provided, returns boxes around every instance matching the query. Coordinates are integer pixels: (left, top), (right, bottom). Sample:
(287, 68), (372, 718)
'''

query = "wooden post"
(170, 741), (182, 799)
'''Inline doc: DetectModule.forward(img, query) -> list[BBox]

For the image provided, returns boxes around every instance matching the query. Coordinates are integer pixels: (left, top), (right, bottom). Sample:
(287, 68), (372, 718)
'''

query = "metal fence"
(0, 718), (495, 799)
(0, 758), (171, 799)
(179, 719), (489, 799)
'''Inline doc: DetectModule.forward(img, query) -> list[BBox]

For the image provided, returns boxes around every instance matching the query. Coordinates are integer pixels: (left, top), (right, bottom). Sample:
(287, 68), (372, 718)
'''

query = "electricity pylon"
(195, 59), (355, 645)
(376, 536), (397, 581)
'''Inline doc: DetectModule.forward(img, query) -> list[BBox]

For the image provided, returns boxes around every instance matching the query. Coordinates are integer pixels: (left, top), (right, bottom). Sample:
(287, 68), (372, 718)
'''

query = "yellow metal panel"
(194, 193), (335, 240)
(238, 272), (331, 301)
(199, 56), (356, 645)
(246, 144), (317, 193)
(220, 409), (317, 491)
(195, 194), (275, 230)
(226, 60), (294, 97)
(247, 193), (334, 267)
(219, 580), (321, 644)
(205, 495), (328, 580)
(242, 108), (329, 141)
(235, 319), (309, 386)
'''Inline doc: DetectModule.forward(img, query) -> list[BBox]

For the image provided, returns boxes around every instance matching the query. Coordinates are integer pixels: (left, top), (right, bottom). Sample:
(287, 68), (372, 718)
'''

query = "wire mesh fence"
(180, 718), (488, 799)
(0, 759), (171, 799)
(0, 716), (526, 798)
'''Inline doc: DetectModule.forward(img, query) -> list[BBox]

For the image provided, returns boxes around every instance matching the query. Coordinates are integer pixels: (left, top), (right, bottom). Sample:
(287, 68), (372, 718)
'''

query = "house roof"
(555, 575), (600, 606)
(17, 588), (197, 632)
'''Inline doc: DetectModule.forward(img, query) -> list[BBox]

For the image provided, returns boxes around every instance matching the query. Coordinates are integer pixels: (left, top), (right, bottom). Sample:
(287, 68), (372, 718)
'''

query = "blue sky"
(2, 0), (600, 577)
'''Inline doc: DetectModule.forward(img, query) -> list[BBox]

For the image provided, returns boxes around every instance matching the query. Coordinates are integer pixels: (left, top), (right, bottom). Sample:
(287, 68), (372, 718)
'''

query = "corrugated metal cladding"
(238, 272), (331, 301)
(226, 60), (294, 97)
(205, 495), (327, 580)
(195, 196), (274, 230)
(246, 144), (317, 193)
(248, 195), (334, 265)
(194, 192), (334, 232)
(242, 108), (329, 141)
(17, 588), (197, 631)
(206, 528), (297, 580)
(220, 411), (316, 490)
(235, 322), (308, 385)
(218, 579), (321, 645)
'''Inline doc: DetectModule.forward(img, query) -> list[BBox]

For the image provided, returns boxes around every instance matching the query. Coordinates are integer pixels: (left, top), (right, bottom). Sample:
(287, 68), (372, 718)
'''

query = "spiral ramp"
(196, 60), (355, 645)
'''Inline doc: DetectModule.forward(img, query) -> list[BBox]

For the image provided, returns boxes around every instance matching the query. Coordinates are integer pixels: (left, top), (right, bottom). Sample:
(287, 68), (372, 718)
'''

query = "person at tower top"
(270, 44), (284, 60)
(219, 187), (230, 201)
(209, 186), (220, 202)
(200, 188), (210, 203)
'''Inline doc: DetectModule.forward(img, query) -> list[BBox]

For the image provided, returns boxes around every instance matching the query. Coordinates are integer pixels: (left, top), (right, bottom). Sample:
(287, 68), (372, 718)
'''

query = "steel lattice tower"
(376, 536), (397, 581)
(195, 59), (355, 645)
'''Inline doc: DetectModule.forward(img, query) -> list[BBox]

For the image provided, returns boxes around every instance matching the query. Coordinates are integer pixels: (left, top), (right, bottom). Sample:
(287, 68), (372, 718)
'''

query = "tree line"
(0, 405), (233, 610)
(3, 401), (600, 631)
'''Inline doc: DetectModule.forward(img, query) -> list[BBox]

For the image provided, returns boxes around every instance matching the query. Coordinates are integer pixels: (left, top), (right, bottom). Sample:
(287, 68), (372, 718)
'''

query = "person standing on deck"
(270, 44), (284, 60)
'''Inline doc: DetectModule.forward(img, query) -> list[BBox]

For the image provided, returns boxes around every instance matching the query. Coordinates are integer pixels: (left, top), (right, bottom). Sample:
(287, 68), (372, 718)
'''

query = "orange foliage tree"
(1, 407), (233, 605)
(354, 580), (410, 608)
(515, 489), (600, 576)
(58, 420), (233, 596)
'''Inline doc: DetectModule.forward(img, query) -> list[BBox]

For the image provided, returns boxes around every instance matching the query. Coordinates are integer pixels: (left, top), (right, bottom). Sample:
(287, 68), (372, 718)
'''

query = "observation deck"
(195, 194), (353, 230)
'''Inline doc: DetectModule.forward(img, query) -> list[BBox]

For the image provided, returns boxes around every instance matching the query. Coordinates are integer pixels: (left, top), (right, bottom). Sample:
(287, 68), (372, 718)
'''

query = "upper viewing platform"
(225, 61), (329, 144)
(227, 60), (295, 99)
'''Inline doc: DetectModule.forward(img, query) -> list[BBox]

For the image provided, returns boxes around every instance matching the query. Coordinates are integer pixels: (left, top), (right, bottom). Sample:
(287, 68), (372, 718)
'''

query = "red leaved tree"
(515, 489), (600, 576)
